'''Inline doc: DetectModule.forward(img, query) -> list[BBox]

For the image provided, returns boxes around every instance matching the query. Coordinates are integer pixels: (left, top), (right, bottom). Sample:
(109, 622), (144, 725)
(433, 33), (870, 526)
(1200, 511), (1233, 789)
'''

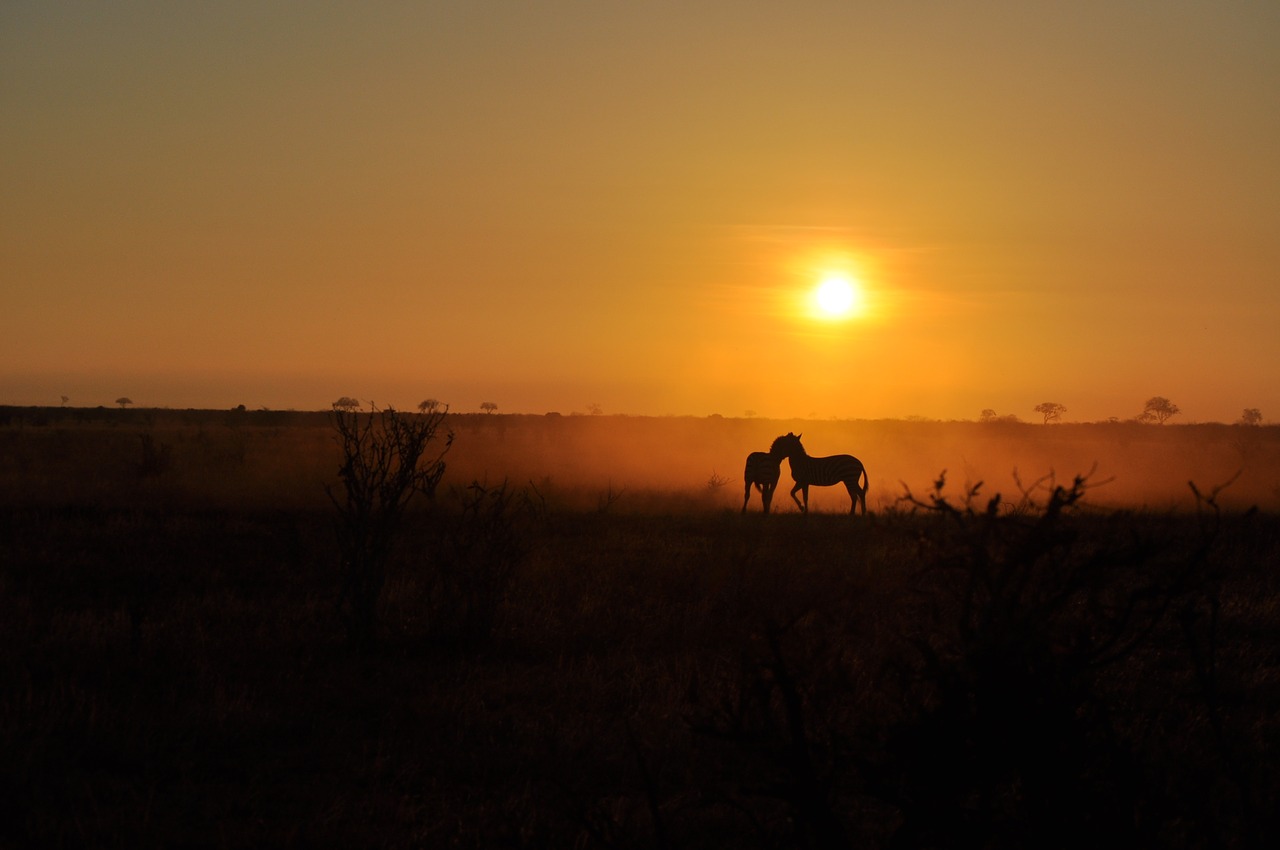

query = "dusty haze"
(443, 415), (1276, 513)
(3, 409), (1274, 514)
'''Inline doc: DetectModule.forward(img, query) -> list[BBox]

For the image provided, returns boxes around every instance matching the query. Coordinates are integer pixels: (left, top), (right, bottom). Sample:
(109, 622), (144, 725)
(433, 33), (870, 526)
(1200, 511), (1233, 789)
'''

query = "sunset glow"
(6, 7), (1279, 843)
(1, 2), (1277, 421)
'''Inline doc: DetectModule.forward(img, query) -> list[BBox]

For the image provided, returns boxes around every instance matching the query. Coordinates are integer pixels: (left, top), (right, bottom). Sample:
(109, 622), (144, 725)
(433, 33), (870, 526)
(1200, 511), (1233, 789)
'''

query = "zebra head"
(770, 432), (805, 458)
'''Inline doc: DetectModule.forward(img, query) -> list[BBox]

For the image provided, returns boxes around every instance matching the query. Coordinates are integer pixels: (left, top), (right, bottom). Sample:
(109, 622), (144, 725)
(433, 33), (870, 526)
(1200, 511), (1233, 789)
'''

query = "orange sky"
(3, 2), (1278, 421)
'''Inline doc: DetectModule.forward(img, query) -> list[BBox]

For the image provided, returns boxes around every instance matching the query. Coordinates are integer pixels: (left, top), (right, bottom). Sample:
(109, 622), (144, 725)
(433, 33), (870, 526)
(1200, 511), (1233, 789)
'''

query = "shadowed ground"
(3, 410), (1279, 847)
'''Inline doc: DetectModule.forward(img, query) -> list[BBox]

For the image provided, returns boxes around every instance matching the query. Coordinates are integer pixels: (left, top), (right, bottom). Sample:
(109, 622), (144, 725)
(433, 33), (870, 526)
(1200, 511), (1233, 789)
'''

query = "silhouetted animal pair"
(742, 432), (867, 515)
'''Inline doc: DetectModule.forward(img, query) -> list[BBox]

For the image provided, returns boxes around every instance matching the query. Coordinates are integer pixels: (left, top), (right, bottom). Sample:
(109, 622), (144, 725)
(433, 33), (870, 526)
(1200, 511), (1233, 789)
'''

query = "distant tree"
(60, 395), (69, 407)
(745, 409), (757, 419)
(587, 402), (603, 416)
(233, 404), (247, 412)
(418, 399), (441, 414)
(1140, 396), (1180, 425)
(333, 396), (360, 412)
(1034, 402), (1066, 424)
(980, 409), (998, 423)
(480, 402), (498, 414)
(116, 397), (133, 409)
(1239, 408), (1263, 426)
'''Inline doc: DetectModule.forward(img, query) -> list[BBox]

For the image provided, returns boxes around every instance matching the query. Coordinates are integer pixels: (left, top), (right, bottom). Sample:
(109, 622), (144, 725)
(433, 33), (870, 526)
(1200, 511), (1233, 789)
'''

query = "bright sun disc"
(814, 275), (859, 318)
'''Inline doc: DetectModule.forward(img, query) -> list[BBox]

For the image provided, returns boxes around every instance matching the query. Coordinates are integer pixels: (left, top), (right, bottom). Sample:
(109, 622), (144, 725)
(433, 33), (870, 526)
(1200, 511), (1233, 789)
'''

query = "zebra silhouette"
(742, 446), (784, 513)
(771, 432), (868, 515)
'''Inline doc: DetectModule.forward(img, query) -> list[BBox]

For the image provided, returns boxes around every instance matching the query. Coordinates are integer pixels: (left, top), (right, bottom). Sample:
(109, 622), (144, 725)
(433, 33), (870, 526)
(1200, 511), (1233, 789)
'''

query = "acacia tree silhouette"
(1141, 396), (1180, 424)
(1034, 402), (1066, 424)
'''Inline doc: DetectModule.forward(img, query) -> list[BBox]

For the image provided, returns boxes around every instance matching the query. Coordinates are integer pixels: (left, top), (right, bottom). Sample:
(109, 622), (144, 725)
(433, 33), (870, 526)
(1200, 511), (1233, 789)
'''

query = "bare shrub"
(686, 469), (1237, 846)
(428, 479), (540, 647)
(327, 402), (451, 649)
(597, 482), (626, 513)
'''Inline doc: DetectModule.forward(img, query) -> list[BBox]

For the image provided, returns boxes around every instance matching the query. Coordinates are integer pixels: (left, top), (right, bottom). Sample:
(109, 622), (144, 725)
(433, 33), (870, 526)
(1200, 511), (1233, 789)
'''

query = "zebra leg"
(844, 481), (861, 515)
(790, 482), (807, 512)
(762, 482), (775, 513)
(742, 481), (752, 513)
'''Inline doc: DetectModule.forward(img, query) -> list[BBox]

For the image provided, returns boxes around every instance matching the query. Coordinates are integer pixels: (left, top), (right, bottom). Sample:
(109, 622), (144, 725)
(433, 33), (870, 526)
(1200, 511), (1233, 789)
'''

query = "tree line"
(982, 397), (1265, 426)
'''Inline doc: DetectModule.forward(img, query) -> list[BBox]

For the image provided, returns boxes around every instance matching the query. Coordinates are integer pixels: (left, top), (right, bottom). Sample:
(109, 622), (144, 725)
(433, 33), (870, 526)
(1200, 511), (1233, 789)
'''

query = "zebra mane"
(770, 432), (805, 457)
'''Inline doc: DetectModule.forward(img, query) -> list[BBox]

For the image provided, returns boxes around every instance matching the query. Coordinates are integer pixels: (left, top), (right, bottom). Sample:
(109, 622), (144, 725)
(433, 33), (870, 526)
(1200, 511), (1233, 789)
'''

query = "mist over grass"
(443, 414), (1278, 513)
(3, 406), (1275, 513)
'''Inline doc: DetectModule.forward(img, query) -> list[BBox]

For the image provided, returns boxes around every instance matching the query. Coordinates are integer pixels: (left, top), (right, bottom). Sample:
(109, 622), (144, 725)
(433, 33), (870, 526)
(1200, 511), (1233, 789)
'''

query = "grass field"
(3, 407), (1278, 847)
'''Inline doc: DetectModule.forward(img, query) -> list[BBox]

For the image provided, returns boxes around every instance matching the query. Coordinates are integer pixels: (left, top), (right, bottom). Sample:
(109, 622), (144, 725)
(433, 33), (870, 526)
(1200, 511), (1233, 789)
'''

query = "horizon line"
(1, 403), (1269, 428)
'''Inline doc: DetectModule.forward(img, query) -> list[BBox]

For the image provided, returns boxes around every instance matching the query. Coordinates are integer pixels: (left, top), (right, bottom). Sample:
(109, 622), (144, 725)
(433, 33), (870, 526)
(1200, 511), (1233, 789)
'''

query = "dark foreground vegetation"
(3, 408), (1279, 847)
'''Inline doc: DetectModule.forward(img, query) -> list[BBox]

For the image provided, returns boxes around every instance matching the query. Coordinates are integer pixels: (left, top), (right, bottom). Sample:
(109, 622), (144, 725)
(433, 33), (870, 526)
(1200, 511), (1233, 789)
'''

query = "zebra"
(771, 432), (868, 515)
(742, 447), (784, 513)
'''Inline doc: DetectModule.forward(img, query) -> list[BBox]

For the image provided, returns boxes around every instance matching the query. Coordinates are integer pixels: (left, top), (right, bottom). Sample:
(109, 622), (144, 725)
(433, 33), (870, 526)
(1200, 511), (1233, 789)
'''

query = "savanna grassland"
(3, 406), (1279, 848)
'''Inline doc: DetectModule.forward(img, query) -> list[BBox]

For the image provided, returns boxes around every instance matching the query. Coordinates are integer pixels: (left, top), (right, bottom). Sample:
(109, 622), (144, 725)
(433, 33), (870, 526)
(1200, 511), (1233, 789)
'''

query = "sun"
(812, 274), (863, 320)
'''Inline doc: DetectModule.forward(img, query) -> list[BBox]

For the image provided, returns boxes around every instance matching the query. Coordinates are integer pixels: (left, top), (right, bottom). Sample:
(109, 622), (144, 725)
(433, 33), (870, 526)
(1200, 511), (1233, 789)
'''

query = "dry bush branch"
(327, 401), (452, 649)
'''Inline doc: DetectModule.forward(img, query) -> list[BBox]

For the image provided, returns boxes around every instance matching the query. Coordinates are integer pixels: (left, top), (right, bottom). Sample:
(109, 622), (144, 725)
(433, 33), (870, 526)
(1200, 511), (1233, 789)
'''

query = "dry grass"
(3, 408), (1279, 847)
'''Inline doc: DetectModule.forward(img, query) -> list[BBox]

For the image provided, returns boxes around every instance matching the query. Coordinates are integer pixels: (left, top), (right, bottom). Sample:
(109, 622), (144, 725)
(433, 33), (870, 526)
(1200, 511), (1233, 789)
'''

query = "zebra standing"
(742, 447), (784, 513)
(771, 432), (868, 515)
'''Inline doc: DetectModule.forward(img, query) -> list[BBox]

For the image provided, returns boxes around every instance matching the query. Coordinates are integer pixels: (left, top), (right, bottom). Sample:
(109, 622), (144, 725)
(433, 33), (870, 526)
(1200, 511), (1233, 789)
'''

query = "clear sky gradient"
(3, 1), (1278, 420)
